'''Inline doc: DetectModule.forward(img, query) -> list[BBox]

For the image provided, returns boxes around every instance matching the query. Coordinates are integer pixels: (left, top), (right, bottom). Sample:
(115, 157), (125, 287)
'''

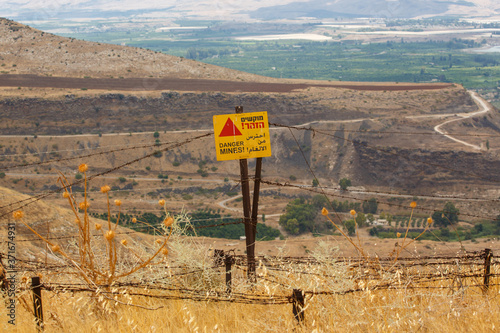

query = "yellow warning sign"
(213, 111), (272, 161)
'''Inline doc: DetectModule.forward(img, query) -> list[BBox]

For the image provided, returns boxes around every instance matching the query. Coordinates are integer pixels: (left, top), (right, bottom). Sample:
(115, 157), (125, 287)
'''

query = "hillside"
(0, 17), (275, 82)
(0, 185), (494, 262)
(1, 17), (500, 244)
(0, 185), (156, 261)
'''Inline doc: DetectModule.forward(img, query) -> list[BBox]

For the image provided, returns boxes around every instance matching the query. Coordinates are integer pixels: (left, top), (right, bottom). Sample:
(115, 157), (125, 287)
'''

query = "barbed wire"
(303, 128), (500, 138)
(0, 218), (245, 243)
(0, 137), (203, 172)
(258, 179), (500, 223)
(14, 253), (497, 306)
(0, 132), (213, 220)
(270, 122), (500, 184)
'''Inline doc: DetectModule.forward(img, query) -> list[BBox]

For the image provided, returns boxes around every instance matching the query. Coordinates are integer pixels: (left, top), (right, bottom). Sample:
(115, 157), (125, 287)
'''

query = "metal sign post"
(213, 107), (271, 283)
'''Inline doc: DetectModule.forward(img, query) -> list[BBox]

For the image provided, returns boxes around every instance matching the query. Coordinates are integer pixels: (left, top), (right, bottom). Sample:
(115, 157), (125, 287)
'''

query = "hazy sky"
(1, 1), (498, 22)
(0, 0), (299, 21)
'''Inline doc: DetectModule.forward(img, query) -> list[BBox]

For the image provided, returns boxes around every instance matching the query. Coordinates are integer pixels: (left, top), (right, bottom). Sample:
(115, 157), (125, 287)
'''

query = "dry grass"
(1, 139), (500, 333)
(7, 291), (498, 332)
(3, 189), (499, 332)
(3, 248), (499, 332)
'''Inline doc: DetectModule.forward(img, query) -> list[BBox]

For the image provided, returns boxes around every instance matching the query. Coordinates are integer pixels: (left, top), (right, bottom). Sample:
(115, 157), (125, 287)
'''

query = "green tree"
(386, 213), (393, 226)
(433, 201), (459, 227)
(355, 212), (366, 227)
(345, 219), (356, 236)
(153, 131), (160, 138)
(311, 195), (329, 210)
(339, 178), (351, 191)
(312, 179), (319, 187)
(362, 198), (378, 214)
(443, 202), (459, 224)
(278, 197), (317, 235)
(284, 218), (299, 234)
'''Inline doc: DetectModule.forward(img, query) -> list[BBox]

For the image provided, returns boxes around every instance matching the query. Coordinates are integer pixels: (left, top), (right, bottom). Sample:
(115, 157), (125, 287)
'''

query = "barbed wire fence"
(1, 117), (500, 327)
(5, 248), (499, 326)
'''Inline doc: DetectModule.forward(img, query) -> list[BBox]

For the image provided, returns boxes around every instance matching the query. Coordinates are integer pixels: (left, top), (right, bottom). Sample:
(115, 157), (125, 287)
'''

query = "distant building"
(373, 219), (388, 226)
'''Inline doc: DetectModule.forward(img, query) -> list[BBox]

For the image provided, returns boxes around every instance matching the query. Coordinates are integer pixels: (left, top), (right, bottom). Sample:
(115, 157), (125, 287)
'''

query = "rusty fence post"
(235, 106), (257, 283)
(292, 289), (305, 324)
(483, 248), (493, 294)
(32, 276), (44, 331)
(224, 254), (233, 294)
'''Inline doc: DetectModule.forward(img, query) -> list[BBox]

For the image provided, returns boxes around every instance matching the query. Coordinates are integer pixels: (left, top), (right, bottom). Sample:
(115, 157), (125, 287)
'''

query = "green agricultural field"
(43, 19), (500, 106)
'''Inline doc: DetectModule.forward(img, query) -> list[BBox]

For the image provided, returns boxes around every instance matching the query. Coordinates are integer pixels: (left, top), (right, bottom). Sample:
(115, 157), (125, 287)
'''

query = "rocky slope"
(0, 17), (274, 81)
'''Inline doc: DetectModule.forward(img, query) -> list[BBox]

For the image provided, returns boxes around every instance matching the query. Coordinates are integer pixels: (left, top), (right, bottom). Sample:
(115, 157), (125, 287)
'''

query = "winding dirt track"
(0, 74), (452, 93)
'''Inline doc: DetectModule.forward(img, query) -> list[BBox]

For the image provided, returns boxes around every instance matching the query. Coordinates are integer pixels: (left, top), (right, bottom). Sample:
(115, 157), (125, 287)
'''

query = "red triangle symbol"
(219, 118), (242, 137)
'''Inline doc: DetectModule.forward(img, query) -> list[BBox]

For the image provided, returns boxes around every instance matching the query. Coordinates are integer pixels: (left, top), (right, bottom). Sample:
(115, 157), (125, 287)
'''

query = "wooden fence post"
(292, 289), (305, 324)
(32, 276), (44, 331)
(483, 248), (493, 294)
(224, 254), (233, 294)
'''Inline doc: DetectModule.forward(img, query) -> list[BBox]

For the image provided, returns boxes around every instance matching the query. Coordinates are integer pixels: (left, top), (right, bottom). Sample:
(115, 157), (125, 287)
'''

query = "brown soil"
(0, 74), (452, 93)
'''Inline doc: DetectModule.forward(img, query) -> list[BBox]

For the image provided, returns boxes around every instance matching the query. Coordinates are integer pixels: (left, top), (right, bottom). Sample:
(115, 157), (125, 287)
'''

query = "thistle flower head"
(114, 199), (122, 207)
(121, 239), (128, 246)
(155, 239), (163, 245)
(410, 201), (417, 208)
(427, 217), (433, 225)
(158, 199), (166, 207)
(95, 223), (102, 230)
(105, 230), (115, 241)
(350, 209), (356, 216)
(63, 191), (70, 198)
(79, 201), (89, 210)
(321, 207), (329, 216)
(78, 163), (88, 173)
(100, 185), (111, 193)
(51, 245), (61, 253)
(163, 217), (174, 227)
(397, 232), (401, 238)
(13, 210), (23, 220)
(162, 248), (169, 256)
(132, 218), (137, 223)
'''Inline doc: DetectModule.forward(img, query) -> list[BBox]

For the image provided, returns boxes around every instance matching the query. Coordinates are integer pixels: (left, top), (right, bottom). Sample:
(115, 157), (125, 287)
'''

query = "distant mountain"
(248, 0), (464, 20)
(1, 0), (499, 22)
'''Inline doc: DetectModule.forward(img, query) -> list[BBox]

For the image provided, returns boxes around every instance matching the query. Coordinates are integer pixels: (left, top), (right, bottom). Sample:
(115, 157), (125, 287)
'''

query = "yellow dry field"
(2, 259), (499, 332)
(1, 183), (500, 332)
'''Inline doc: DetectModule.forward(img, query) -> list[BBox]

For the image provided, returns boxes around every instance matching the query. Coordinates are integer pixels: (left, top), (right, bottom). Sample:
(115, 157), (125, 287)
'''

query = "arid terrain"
(1, 17), (500, 261)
